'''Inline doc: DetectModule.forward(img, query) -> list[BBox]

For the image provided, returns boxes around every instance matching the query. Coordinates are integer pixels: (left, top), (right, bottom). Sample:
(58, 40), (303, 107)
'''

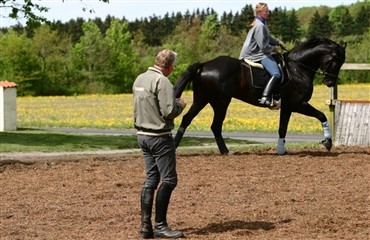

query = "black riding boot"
(140, 187), (155, 239)
(259, 76), (280, 106)
(154, 183), (184, 239)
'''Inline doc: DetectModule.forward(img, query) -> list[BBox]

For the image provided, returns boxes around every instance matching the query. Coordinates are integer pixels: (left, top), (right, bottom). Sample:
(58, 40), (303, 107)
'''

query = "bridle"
(320, 55), (345, 83)
(287, 54), (344, 85)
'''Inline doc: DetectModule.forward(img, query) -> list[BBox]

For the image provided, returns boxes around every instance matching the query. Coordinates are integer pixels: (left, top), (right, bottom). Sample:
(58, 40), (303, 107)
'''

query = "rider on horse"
(239, 2), (286, 107)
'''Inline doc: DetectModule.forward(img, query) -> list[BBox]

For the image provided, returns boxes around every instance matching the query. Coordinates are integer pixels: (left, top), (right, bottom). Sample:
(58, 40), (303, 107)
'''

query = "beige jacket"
(133, 67), (184, 135)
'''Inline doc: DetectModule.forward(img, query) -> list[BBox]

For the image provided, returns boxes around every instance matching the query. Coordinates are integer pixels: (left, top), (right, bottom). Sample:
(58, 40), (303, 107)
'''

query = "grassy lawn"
(0, 128), (256, 153)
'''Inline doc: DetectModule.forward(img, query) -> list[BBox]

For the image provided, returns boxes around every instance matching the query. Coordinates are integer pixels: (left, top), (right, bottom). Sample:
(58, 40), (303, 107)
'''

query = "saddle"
(243, 59), (264, 69)
(241, 53), (289, 90)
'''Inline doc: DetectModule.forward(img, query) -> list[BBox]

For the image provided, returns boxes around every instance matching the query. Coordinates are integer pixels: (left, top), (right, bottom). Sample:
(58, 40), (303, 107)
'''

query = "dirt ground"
(1, 146), (369, 240)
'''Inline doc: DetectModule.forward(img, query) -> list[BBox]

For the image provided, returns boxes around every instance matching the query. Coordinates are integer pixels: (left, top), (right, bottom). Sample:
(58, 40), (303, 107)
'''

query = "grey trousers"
(137, 134), (178, 189)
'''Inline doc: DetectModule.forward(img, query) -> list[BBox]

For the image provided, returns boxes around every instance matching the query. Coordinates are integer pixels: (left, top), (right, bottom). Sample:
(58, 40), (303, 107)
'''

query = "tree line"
(0, 2), (369, 96)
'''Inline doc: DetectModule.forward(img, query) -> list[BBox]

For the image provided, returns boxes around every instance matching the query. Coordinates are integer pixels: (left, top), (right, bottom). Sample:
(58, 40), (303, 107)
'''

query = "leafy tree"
(101, 15), (114, 34)
(307, 11), (321, 38)
(231, 4), (253, 35)
(329, 5), (355, 36)
(162, 18), (202, 81)
(196, 7), (216, 22)
(353, 5), (370, 35)
(228, 12), (242, 35)
(140, 16), (163, 46)
(269, 7), (300, 42)
(50, 17), (86, 44)
(340, 29), (370, 83)
(104, 19), (139, 93)
(337, 8), (354, 36)
(198, 14), (219, 60)
(286, 10), (301, 42)
(278, 8), (292, 42)
(220, 11), (233, 28)
(268, 7), (282, 36)
(31, 25), (73, 95)
(132, 29), (150, 59)
(0, 0), (109, 26)
(319, 14), (333, 38)
(214, 25), (244, 58)
(308, 11), (332, 38)
(0, 30), (39, 95)
(71, 21), (108, 93)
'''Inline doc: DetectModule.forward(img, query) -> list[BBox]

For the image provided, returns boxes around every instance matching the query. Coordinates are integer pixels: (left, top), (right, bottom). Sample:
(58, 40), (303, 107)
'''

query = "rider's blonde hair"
(249, 2), (268, 27)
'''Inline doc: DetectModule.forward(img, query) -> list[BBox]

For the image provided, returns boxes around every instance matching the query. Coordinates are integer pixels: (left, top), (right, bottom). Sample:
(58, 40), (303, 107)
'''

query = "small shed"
(0, 81), (17, 131)
(334, 100), (370, 146)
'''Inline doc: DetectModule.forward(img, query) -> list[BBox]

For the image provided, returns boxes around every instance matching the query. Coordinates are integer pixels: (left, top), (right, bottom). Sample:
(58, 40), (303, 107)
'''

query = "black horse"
(174, 37), (346, 155)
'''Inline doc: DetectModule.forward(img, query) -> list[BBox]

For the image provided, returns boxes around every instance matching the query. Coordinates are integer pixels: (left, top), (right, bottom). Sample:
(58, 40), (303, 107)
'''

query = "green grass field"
(0, 129), (257, 153)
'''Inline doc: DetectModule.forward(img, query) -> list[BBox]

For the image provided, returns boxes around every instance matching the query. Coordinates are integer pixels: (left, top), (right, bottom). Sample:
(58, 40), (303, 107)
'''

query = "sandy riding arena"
(1, 146), (369, 239)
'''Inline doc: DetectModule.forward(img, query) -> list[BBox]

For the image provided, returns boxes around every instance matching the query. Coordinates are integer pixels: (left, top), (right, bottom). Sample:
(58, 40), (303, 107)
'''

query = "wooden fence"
(328, 63), (370, 146)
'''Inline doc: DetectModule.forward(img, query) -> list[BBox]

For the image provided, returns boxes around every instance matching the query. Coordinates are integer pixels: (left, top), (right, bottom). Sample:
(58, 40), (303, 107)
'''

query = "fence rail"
(341, 63), (370, 70)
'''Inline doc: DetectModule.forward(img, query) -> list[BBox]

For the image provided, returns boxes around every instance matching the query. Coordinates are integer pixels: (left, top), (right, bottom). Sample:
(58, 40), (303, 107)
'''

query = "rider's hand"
(278, 41), (287, 50)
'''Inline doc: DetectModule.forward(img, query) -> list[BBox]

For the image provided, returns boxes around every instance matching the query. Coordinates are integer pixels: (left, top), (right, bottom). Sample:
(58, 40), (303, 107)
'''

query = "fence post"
(0, 81), (17, 131)
(328, 86), (337, 142)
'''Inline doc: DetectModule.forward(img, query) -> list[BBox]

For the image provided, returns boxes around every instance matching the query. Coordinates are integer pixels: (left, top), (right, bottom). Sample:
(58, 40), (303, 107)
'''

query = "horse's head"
(319, 40), (346, 87)
(288, 37), (346, 87)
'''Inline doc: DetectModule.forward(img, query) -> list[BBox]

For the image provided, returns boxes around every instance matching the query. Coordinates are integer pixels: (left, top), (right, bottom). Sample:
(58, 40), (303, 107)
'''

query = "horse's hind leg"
(210, 99), (231, 155)
(174, 100), (208, 148)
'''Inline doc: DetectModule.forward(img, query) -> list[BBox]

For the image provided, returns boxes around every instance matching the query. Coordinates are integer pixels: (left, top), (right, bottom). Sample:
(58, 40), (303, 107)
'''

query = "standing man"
(133, 49), (187, 239)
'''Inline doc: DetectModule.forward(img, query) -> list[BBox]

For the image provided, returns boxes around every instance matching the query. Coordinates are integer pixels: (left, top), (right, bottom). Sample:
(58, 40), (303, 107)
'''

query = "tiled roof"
(0, 81), (17, 88)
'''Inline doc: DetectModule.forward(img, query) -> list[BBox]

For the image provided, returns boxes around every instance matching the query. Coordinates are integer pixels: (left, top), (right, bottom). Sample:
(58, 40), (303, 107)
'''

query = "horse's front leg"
(278, 108), (292, 155)
(294, 102), (332, 151)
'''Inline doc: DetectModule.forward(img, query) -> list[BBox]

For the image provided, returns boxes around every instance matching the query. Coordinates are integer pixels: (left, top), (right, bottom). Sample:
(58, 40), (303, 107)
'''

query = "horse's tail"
(174, 62), (203, 98)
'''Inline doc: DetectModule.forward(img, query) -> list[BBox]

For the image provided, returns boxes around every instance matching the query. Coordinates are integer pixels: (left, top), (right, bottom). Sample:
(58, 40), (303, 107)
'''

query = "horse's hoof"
(221, 151), (230, 155)
(277, 151), (287, 156)
(321, 138), (332, 151)
(227, 151), (239, 155)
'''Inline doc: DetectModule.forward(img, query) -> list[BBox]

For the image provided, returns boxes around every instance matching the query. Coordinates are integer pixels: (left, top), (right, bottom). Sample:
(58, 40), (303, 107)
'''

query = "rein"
(286, 55), (341, 82)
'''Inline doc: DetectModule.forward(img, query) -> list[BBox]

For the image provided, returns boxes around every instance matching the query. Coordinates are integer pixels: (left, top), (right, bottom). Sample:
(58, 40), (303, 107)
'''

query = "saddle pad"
(243, 58), (264, 69)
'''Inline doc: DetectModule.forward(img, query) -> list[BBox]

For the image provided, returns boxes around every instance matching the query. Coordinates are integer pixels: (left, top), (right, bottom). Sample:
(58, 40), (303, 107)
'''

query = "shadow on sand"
(183, 219), (293, 236)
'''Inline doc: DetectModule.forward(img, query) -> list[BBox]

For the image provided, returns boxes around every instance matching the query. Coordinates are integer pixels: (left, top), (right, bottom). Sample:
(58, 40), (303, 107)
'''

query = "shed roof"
(0, 81), (17, 88)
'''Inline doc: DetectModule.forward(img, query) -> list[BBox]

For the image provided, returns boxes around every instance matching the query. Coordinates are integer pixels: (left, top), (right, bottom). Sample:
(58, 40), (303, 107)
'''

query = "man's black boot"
(139, 187), (155, 239)
(154, 183), (184, 239)
(154, 222), (184, 239)
(259, 76), (280, 106)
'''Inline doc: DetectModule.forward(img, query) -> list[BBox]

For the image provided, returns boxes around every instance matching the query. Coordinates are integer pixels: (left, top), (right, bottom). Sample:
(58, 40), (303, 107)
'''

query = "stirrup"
(258, 96), (271, 106)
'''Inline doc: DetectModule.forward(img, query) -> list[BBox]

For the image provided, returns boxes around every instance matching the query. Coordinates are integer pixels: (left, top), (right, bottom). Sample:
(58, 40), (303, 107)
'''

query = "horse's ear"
(339, 40), (347, 49)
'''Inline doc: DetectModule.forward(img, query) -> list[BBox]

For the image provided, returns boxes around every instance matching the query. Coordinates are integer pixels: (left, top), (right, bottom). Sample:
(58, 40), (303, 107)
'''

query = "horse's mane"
(290, 36), (337, 53)
(288, 36), (345, 60)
